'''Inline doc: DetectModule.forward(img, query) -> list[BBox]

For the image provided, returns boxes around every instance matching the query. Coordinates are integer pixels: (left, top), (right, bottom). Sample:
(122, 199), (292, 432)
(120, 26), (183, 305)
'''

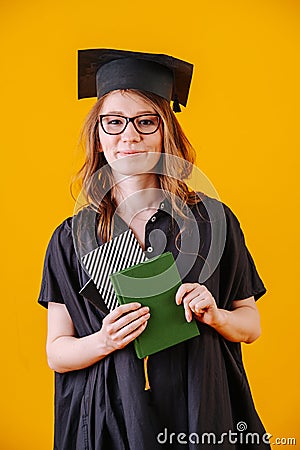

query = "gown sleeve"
(219, 203), (267, 305)
(37, 218), (82, 308)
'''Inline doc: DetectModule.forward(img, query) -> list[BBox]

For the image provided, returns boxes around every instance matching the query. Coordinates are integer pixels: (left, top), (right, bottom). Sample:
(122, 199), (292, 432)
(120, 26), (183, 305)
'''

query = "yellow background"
(1, 0), (299, 448)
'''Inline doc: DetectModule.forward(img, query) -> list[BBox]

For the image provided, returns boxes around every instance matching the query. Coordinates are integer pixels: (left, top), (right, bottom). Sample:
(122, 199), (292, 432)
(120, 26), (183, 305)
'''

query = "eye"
(138, 119), (155, 126)
(107, 119), (123, 125)
(137, 116), (158, 127)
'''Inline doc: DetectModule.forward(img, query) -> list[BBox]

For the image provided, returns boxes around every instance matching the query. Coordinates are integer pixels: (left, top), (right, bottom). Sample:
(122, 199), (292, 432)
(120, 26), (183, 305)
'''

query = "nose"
(121, 121), (141, 142)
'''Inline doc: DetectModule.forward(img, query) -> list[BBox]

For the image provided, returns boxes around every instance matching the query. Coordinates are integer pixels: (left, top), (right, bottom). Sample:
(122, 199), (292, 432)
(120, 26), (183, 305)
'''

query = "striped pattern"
(81, 229), (147, 311)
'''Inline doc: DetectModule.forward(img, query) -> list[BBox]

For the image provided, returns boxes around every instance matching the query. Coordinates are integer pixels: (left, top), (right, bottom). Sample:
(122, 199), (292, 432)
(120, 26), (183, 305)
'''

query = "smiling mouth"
(118, 150), (144, 156)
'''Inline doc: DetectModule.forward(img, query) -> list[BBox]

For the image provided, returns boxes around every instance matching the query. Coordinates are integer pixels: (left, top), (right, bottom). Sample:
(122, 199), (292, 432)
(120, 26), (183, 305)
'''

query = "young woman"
(38, 49), (270, 449)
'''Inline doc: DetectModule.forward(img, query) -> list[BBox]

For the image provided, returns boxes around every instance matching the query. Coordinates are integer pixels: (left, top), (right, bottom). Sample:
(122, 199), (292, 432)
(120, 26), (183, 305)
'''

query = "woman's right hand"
(99, 302), (150, 354)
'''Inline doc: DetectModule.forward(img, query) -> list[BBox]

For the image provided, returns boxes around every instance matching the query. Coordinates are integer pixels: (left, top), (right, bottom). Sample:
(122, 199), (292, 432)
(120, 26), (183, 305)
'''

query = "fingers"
(101, 303), (151, 351)
(175, 284), (192, 305)
(176, 284), (198, 322)
(189, 297), (211, 314)
(106, 302), (143, 322)
(112, 306), (150, 331)
(121, 321), (149, 347)
(175, 283), (214, 322)
(117, 311), (150, 340)
(104, 304), (149, 329)
(175, 283), (207, 305)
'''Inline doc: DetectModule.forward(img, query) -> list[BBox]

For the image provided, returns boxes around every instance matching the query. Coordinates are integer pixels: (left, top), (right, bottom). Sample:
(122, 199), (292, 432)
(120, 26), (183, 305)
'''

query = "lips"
(117, 150), (144, 156)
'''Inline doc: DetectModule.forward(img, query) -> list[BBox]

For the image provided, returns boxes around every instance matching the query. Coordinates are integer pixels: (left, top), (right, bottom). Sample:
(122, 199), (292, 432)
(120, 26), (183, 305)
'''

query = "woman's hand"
(100, 302), (150, 354)
(175, 283), (222, 327)
(46, 302), (150, 373)
(175, 283), (261, 343)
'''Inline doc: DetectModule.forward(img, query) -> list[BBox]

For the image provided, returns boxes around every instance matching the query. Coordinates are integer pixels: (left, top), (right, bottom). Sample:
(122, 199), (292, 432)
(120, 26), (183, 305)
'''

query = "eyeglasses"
(99, 114), (161, 135)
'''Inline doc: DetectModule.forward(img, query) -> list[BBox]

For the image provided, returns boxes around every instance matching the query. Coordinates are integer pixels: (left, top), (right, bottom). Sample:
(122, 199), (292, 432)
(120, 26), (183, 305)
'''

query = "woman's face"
(98, 90), (163, 177)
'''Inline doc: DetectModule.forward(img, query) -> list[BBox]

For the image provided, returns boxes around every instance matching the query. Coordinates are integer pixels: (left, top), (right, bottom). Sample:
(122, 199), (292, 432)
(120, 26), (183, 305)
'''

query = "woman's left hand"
(175, 283), (223, 327)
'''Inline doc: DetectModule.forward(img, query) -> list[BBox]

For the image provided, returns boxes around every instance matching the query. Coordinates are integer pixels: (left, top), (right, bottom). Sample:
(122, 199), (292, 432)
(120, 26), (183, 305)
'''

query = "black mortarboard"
(78, 49), (193, 112)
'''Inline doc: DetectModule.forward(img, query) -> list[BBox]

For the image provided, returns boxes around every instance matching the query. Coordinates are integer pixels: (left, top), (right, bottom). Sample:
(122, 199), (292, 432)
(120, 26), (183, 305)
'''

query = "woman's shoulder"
(191, 192), (240, 226)
(50, 206), (97, 241)
(45, 217), (74, 255)
(54, 216), (73, 232)
(46, 207), (100, 262)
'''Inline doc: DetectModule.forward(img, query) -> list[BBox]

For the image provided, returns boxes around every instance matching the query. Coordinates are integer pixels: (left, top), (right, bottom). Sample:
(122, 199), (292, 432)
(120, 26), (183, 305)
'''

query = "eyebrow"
(104, 110), (156, 115)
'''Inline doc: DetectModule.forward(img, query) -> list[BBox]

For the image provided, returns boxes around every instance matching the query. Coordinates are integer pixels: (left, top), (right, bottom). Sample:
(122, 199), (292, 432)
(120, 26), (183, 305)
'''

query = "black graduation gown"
(38, 195), (270, 450)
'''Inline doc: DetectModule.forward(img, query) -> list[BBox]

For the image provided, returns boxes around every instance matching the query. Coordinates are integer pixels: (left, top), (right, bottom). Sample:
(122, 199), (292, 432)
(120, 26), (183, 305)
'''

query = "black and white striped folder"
(81, 229), (147, 311)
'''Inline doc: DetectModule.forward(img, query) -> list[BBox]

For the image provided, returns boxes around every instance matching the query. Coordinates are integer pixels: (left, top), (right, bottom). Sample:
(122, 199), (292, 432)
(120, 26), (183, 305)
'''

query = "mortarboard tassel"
(143, 356), (151, 391)
(173, 94), (181, 113)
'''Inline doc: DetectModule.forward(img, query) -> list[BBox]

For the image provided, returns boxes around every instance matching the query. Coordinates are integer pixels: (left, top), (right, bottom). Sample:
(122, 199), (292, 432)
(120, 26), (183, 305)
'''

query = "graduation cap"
(78, 49), (193, 112)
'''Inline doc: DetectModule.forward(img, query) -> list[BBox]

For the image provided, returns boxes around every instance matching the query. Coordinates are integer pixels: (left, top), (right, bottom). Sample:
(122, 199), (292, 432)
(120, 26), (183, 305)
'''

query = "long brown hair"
(73, 89), (202, 242)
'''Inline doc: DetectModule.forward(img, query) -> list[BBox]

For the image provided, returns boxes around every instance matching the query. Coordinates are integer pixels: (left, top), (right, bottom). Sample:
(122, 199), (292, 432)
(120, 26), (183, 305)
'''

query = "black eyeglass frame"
(99, 114), (161, 135)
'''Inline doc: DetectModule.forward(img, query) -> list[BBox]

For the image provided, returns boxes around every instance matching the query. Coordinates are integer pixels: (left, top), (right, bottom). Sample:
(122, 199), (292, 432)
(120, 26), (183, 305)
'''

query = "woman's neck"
(112, 173), (164, 222)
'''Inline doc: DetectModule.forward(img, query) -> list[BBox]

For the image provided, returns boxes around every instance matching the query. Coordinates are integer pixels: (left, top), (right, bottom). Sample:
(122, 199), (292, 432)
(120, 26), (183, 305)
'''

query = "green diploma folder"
(109, 252), (200, 359)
